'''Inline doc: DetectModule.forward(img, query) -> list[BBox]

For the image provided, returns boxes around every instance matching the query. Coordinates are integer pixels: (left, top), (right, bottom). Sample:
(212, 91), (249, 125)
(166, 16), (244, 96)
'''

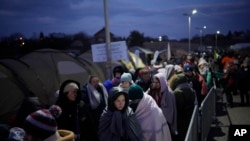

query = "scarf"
(87, 83), (108, 109)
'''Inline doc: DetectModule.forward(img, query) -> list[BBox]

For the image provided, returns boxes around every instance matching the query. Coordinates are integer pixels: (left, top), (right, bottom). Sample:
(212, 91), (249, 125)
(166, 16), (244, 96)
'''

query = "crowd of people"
(0, 49), (249, 141)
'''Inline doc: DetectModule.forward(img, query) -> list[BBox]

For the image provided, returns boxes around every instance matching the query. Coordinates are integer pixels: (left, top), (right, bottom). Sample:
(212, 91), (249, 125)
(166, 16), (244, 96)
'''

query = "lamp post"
(215, 30), (220, 50)
(158, 36), (162, 50)
(183, 9), (197, 53)
(196, 25), (206, 50)
(104, 0), (112, 79)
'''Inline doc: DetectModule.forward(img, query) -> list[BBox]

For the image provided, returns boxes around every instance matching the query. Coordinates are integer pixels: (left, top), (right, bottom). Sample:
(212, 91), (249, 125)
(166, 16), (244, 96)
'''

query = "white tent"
(129, 46), (153, 65)
(230, 43), (250, 50)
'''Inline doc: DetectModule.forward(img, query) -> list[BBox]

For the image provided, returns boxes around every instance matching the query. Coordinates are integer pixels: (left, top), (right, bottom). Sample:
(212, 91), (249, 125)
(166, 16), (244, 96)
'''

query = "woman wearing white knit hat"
(56, 79), (86, 141)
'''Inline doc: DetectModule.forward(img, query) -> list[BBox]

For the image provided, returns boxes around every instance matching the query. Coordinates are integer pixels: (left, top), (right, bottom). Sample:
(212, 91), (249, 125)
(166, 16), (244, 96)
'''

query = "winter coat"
(55, 80), (86, 140)
(81, 82), (108, 141)
(168, 73), (196, 141)
(238, 65), (250, 90)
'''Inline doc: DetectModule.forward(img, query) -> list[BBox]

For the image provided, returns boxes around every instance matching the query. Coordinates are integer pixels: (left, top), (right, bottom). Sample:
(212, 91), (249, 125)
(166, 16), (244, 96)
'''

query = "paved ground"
(207, 88), (250, 141)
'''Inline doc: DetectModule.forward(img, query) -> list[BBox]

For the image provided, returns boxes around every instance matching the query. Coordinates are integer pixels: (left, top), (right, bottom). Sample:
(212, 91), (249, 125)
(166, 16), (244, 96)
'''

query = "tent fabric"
(78, 50), (145, 80)
(0, 64), (24, 123)
(20, 49), (90, 105)
(78, 50), (123, 79)
(230, 43), (250, 50)
(128, 51), (146, 69)
(129, 46), (153, 65)
(129, 46), (153, 55)
(77, 50), (106, 82)
(0, 58), (46, 99)
(0, 48), (145, 123)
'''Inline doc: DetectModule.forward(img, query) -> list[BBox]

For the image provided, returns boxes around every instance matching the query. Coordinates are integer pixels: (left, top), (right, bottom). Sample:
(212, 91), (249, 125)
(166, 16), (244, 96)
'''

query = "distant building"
(93, 27), (115, 43)
(69, 40), (84, 55)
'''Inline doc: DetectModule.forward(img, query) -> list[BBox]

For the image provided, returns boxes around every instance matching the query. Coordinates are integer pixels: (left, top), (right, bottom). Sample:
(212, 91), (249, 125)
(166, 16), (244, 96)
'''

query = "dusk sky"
(1, 0), (250, 40)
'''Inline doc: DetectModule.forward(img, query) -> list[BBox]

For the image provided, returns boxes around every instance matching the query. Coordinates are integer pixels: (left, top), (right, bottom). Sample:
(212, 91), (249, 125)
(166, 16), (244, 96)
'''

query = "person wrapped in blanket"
(128, 84), (172, 141)
(98, 87), (142, 141)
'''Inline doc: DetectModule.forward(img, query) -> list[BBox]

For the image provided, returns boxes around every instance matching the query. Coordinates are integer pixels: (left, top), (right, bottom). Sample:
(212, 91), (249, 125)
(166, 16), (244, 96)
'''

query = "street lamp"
(196, 25), (206, 50)
(215, 30), (220, 50)
(183, 9), (197, 53)
(158, 36), (162, 50)
(158, 36), (162, 42)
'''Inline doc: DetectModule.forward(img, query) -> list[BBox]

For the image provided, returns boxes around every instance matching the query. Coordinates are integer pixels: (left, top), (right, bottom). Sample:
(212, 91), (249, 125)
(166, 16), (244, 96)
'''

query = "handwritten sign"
(91, 41), (129, 62)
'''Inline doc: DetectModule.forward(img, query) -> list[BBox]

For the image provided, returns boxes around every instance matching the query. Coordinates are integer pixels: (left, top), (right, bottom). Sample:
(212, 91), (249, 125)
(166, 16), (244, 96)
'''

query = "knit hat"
(121, 73), (133, 83)
(113, 65), (125, 77)
(198, 58), (208, 66)
(63, 82), (79, 93)
(184, 64), (193, 72)
(128, 85), (144, 100)
(24, 105), (62, 140)
(9, 127), (25, 141)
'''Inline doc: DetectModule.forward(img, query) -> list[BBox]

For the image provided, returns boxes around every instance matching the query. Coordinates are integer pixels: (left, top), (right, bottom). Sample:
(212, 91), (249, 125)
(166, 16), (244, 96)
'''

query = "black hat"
(113, 65), (125, 77)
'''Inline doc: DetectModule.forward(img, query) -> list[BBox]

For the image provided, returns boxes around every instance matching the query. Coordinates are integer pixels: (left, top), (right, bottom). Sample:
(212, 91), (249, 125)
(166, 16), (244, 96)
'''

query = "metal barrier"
(200, 86), (216, 141)
(185, 104), (199, 141)
(184, 86), (216, 141)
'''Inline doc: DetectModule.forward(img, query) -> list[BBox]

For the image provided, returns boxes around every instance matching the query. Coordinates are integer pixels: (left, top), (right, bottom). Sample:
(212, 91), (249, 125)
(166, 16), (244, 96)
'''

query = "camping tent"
(0, 49), (94, 122)
(20, 49), (91, 105)
(229, 43), (250, 50)
(129, 46), (153, 65)
(0, 61), (25, 123)
(0, 48), (145, 123)
(78, 50), (145, 80)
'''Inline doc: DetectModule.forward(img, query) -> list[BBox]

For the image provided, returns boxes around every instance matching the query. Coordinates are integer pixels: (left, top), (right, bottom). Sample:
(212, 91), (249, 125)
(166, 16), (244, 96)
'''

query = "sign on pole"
(91, 41), (129, 62)
(91, 43), (108, 62)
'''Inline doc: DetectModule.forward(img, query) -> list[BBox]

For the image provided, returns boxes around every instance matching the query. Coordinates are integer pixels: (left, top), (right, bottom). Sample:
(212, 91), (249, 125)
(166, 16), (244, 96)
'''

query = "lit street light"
(183, 9), (197, 53)
(196, 25), (206, 50)
(215, 30), (220, 50)
(158, 36), (162, 42)
(157, 36), (162, 50)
